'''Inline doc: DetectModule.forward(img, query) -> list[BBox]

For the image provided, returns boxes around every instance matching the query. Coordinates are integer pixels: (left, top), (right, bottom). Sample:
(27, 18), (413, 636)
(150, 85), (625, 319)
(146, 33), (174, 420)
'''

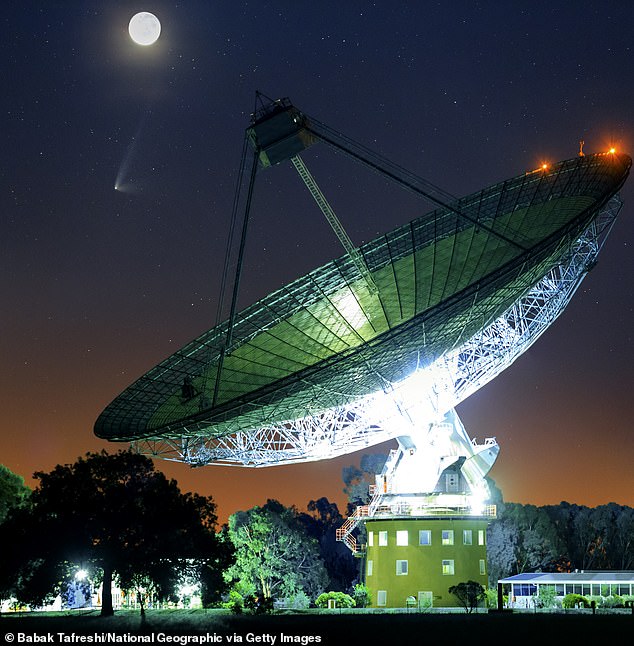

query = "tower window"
(463, 530), (473, 545)
(442, 560), (455, 575)
(396, 530), (408, 546)
(367, 560), (373, 576)
(379, 531), (388, 546)
(368, 531), (374, 547)
(441, 530), (454, 545)
(396, 560), (408, 576)
(478, 530), (485, 546)
(377, 590), (387, 606)
(419, 530), (432, 545)
(479, 559), (486, 575)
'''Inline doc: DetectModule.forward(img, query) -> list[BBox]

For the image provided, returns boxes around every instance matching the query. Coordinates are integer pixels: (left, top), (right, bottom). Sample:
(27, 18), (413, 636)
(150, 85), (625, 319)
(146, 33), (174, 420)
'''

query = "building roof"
(499, 571), (634, 584)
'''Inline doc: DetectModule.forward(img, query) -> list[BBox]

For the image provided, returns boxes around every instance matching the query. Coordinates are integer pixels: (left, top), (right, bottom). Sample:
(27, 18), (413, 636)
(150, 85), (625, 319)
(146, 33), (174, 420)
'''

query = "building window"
(396, 530), (409, 546)
(379, 531), (388, 546)
(377, 590), (387, 607)
(396, 560), (408, 576)
(368, 531), (374, 547)
(442, 559), (455, 575)
(478, 530), (485, 546)
(463, 530), (472, 545)
(441, 530), (454, 545)
(479, 559), (486, 575)
(514, 584), (537, 596)
(367, 560), (373, 576)
(419, 530), (431, 545)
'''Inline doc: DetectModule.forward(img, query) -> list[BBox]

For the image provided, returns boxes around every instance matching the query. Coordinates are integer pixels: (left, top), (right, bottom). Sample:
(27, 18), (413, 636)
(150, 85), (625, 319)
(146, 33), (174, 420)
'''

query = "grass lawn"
(1, 609), (631, 644)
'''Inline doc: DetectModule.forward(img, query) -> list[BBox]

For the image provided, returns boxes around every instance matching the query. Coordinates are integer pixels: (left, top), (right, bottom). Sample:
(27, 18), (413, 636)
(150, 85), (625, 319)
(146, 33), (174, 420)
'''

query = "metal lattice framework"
(133, 195), (623, 466)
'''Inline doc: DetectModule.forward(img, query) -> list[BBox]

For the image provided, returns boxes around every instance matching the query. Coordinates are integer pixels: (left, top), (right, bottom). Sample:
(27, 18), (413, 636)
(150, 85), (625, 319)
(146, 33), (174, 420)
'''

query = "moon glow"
(128, 12), (161, 46)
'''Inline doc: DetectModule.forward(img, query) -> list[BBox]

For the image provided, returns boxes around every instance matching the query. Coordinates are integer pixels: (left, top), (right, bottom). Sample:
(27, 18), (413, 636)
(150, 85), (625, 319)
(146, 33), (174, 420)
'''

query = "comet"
(114, 112), (148, 193)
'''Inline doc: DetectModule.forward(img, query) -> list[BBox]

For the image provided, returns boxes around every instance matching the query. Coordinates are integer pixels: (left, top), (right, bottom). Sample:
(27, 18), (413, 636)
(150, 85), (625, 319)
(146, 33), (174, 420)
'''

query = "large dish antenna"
(95, 98), (630, 453)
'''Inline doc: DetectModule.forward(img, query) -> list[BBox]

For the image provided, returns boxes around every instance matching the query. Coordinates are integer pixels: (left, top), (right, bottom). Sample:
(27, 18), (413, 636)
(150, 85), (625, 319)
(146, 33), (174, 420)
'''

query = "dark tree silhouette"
(297, 497), (357, 592)
(449, 580), (486, 613)
(0, 463), (30, 524)
(342, 453), (387, 511)
(0, 450), (231, 616)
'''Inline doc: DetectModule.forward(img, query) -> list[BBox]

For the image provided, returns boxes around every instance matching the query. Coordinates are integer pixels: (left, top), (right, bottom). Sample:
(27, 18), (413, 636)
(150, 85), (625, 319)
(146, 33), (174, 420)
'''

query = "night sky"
(2, 1), (633, 524)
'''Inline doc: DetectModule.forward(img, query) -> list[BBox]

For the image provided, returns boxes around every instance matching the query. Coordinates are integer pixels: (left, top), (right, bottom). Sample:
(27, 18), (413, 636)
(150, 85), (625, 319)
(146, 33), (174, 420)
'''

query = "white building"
(498, 571), (634, 608)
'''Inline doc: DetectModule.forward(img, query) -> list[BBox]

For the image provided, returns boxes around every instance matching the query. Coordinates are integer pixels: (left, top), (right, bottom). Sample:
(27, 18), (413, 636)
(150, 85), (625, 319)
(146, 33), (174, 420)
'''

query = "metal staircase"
(335, 448), (400, 554)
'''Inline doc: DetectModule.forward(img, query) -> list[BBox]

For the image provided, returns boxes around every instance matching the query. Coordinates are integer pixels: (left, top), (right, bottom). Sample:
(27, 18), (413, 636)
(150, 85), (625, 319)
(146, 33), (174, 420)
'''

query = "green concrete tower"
(336, 410), (498, 608)
(364, 516), (490, 608)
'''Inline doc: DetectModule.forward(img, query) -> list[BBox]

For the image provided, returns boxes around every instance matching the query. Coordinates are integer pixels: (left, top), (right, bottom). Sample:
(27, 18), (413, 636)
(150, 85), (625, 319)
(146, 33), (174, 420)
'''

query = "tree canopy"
(0, 463), (30, 524)
(225, 499), (328, 602)
(449, 580), (486, 613)
(297, 497), (357, 592)
(487, 501), (634, 585)
(342, 453), (387, 511)
(0, 450), (232, 615)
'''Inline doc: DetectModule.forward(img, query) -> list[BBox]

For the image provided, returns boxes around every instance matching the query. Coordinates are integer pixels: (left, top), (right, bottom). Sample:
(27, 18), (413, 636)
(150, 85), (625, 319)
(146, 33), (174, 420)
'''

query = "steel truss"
(134, 196), (622, 466)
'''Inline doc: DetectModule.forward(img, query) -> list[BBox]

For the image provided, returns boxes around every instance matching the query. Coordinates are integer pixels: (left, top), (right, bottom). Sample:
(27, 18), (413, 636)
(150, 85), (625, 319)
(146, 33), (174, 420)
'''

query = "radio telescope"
(95, 97), (630, 576)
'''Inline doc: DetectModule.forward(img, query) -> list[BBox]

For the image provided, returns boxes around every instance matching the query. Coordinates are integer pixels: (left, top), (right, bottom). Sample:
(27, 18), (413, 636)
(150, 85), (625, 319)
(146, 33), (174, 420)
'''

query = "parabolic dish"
(95, 150), (630, 444)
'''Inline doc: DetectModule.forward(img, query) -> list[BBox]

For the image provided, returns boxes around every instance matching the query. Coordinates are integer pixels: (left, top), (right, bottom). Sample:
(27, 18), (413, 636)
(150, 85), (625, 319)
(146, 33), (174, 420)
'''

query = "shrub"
(287, 591), (311, 610)
(352, 584), (371, 608)
(484, 588), (497, 609)
(244, 595), (274, 614)
(603, 595), (624, 608)
(536, 585), (557, 609)
(562, 593), (590, 609)
(224, 590), (244, 614)
(315, 591), (356, 609)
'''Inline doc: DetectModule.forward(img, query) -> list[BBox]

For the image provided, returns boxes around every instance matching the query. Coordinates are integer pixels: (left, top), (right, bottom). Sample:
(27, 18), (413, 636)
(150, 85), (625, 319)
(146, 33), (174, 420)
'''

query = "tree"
(352, 583), (371, 608)
(484, 476), (505, 512)
(448, 580), (485, 613)
(0, 466), (32, 610)
(486, 519), (518, 586)
(342, 453), (387, 511)
(486, 503), (566, 584)
(297, 497), (357, 592)
(613, 507), (634, 569)
(536, 584), (557, 609)
(0, 450), (231, 616)
(0, 464), (30, 524)
(226, 500), (328, 602)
